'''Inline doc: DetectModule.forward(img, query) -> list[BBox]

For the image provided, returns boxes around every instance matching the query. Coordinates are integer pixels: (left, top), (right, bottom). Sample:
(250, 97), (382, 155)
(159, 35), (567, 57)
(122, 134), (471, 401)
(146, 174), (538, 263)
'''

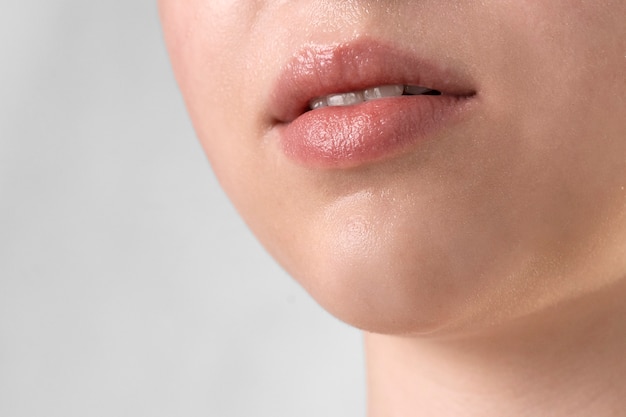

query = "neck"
(365, 280), (626, 417)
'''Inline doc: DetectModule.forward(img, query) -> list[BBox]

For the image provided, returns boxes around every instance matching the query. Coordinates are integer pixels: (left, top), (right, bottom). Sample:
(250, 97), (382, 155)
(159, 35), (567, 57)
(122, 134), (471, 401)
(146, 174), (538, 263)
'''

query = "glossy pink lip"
(269, 38), (478, 168)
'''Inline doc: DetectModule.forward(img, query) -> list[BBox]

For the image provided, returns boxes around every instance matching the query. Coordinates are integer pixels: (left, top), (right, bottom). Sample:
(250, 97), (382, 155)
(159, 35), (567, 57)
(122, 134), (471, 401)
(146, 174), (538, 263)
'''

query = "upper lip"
(269, 37), (477, 124)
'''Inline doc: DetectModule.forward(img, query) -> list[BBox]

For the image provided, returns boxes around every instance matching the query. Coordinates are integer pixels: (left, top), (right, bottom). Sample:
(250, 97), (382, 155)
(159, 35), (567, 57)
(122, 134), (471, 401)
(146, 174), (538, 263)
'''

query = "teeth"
(309, 84), (435, 110)
(327, 91), (364, 107)
(363, 84), (404, 100)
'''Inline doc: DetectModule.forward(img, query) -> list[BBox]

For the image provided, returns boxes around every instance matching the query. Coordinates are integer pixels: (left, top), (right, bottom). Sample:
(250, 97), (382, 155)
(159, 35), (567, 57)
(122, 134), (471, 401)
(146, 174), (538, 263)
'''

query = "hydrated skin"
(159, 1), (626, 337)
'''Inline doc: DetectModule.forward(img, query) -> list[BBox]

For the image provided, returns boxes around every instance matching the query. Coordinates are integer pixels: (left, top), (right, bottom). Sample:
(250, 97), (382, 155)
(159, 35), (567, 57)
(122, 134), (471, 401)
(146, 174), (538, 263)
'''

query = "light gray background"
(0, 2), (365, 416)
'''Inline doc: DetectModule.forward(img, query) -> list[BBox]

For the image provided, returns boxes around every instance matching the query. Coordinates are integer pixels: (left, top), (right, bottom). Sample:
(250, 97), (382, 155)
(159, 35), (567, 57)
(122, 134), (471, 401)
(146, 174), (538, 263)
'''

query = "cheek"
(160, 0), (269, 189)
(159, 0), (263, 129)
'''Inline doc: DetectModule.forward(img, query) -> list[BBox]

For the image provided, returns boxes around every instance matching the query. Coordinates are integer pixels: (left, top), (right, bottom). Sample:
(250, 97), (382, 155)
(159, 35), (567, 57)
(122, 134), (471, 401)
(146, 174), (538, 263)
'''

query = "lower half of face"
(160, 0), (626, 336)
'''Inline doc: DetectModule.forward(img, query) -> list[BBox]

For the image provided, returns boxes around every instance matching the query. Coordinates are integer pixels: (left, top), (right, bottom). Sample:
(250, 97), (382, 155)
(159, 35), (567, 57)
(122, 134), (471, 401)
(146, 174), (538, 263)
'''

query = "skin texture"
(159, 1), (626, 415)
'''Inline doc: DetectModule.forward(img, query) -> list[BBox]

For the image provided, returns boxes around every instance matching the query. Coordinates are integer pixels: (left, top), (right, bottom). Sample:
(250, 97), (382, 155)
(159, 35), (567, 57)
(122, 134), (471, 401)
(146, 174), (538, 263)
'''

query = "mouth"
(268, 38), (478, 168)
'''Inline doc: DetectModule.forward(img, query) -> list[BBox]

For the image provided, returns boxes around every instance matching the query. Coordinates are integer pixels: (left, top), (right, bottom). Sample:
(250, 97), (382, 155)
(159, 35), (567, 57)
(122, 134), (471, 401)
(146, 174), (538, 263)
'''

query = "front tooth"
(326, 91), (365, 107)
(363, 84), (404, 101)
(310, 97), (328, 110)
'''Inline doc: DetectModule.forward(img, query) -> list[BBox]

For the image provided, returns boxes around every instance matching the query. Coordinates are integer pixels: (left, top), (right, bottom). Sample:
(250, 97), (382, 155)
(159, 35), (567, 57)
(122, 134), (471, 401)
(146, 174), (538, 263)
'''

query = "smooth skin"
(159, 1), (626, 415)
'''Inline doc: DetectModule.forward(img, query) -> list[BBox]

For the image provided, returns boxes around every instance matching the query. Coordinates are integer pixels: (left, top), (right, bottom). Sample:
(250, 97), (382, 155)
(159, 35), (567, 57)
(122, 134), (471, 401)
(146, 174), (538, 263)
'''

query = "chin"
(268, 209), (498, 336)
(286, 251), (471, 336)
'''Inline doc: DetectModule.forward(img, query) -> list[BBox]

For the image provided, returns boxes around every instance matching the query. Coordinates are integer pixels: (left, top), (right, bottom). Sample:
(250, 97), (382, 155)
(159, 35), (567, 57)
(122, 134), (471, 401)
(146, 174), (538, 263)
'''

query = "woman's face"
(159, 1), (626, 335)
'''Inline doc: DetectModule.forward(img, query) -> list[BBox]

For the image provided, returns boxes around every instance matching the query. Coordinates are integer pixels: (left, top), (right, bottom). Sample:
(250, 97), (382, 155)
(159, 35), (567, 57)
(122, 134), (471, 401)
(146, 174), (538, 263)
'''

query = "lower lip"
(277, 94), (474, 168)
